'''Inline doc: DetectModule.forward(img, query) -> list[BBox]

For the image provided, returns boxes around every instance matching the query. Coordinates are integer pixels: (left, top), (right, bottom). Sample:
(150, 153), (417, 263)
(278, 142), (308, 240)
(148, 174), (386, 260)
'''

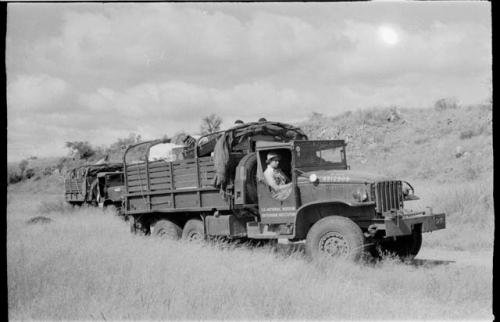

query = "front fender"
(293, 200), (375, 239)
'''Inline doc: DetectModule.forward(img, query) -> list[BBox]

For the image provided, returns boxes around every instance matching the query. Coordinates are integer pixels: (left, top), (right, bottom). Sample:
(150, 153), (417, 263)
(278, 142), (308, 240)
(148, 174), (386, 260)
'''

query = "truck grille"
(372, 181), (403, 214)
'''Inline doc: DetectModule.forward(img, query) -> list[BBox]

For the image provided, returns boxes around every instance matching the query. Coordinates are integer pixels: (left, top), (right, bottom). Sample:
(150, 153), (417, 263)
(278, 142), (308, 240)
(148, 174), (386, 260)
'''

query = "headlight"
(353, 188), (368, 202)
(402, 182), (411, 196)
(309, 174), (318, 183)
(402, 181), (419, 200)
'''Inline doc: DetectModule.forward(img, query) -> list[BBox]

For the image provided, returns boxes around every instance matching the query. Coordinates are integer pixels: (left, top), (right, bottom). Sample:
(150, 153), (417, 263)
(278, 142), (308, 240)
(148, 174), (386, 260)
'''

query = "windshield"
(294, 141), (347, 170)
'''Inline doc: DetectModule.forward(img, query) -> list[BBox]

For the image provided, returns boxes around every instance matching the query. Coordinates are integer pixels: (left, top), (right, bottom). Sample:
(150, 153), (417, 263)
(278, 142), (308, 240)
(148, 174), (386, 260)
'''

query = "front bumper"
(384, 210), (446, 237)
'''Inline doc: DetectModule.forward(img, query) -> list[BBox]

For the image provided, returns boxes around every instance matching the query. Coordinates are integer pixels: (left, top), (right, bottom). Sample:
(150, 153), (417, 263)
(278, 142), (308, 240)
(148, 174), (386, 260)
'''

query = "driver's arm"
(264, 169), (280, 191)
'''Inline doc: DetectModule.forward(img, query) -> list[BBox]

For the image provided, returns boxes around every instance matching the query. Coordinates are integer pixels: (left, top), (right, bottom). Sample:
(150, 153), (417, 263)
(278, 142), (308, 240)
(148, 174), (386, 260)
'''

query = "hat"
(266, 152), (280, 163)
(234, 119), (244, 124)
(258, 117), (267, 122)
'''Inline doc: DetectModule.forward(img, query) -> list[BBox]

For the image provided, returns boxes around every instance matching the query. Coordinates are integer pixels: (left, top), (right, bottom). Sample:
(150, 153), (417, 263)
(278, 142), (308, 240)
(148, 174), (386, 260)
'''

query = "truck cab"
(96, 171), (124, 210)
(238, 139), (445, 259)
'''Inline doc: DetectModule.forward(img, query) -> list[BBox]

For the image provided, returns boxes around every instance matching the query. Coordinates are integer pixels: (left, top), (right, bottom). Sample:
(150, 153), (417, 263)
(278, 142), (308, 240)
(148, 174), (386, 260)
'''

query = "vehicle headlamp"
(353, 188), (369, 202)
(309, 174), (319, 184)
(402, 181), (419, 200)
(402, 182), (411, 196)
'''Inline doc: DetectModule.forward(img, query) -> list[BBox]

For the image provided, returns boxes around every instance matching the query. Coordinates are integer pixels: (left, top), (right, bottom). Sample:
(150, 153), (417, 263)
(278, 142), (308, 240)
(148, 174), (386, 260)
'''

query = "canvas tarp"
(68, 163), (123, 179)
(212, 121), (307, 189)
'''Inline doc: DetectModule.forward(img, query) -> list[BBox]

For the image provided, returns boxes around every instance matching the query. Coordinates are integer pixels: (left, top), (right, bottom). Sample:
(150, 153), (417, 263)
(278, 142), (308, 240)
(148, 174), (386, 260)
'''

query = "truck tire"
(238, 153), (257, 203)
(376, 228), (422, 260)
(305, 216), (365, 261)
(152, 219), (182, 240)
(182, 219), (205, 242)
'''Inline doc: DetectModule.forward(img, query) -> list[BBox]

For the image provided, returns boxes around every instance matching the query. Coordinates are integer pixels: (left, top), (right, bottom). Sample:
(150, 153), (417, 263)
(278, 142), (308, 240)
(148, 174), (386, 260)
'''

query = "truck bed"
(124, 156), (230, 214)
(65, 178), (86, 202)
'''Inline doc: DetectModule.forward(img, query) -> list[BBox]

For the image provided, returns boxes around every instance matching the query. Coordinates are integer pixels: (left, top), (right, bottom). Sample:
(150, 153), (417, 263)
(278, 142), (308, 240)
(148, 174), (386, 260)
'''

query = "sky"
(6, 1), (492, 162)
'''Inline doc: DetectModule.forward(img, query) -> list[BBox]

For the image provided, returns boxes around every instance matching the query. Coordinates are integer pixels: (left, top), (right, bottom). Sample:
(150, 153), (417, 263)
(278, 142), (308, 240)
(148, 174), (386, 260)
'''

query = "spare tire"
(238, 153), (257, 204)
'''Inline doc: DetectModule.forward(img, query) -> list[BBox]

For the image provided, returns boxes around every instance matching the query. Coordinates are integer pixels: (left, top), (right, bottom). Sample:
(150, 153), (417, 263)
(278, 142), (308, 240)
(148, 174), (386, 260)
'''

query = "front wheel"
(305, 216), (365, 261)
(182, 219), (205, 242)
(374, 227), (422, 260)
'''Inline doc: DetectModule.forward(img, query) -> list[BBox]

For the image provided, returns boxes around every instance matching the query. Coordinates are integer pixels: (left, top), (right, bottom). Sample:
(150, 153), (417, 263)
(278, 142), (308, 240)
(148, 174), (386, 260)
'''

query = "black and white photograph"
(6, 1), (493, 321)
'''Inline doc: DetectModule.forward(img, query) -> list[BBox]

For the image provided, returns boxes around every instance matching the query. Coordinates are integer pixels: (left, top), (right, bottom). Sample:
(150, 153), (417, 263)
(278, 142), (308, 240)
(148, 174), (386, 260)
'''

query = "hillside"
(298, 103), (493, 183)
(8, 103), (492, 186)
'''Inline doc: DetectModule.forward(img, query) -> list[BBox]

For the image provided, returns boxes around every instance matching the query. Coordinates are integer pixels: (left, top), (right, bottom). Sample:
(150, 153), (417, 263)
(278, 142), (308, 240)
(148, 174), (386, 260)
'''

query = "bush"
(434, 97), (458, 111)
(65, 141), (96, 160)
(459, 130), (476, 140)
(43, 167), (54, 176)
(25, 168), (35, 180)
(8, 170), (23, 184)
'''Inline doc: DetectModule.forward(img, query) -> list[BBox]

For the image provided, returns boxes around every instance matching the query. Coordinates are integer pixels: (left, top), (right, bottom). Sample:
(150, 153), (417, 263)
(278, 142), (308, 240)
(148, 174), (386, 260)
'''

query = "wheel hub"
(318, 232), (349, 257)
(187, 231), (203, 242)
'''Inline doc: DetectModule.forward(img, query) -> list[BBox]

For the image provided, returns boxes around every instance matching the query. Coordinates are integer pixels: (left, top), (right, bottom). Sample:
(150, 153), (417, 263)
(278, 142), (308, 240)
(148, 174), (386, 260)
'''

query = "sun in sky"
(378, 25), (400, 45)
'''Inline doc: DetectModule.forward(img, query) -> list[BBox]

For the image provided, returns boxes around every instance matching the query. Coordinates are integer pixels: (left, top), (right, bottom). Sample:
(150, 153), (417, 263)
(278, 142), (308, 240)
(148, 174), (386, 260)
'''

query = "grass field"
(7, 176), (494, 320)
(7, 103), (493, 320)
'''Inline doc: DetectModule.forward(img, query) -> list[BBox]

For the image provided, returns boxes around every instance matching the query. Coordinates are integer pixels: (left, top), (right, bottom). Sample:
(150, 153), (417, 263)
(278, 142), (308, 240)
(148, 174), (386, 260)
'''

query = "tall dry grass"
(7, 183), (493, 320)
(405, 178), (494, 251)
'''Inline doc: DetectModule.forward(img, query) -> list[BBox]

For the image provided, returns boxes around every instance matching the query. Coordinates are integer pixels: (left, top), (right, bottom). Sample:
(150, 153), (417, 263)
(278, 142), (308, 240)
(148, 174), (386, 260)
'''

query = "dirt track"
(275, 240), (493, 268)
(416, 248), (493, 268)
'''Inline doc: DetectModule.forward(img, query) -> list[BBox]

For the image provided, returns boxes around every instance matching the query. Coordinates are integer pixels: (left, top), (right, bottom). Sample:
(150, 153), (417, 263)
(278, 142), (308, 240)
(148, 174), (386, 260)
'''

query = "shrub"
(357, 108), (388, 126)
(434, 97), (458, 111)
(65, 141), (96, 160)
(25, 168), (35, 180)
(414, 137), (429, 145)
(43, 167), (54, 176)
(459, 130), (476, 140)
(8, 170), (23, 184)
(18, 159), (28, 176)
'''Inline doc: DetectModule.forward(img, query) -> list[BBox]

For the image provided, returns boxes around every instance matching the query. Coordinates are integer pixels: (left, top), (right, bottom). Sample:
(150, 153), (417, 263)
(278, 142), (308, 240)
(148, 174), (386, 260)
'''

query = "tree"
(200, 114), (222, 135)
(109, 133), (143, 151)
(434, 97), (458, 111)
(65, 141), (96, 160)
(18, 159), (29, 176)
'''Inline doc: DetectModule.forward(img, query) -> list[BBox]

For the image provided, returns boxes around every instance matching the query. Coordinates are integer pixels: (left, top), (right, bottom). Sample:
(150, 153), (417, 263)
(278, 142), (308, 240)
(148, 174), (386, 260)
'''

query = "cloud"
(6, 3), (492, 162)
(14, 4), (340, 88)
(7, 74), (69, 112)
(76, 80), (317, 135)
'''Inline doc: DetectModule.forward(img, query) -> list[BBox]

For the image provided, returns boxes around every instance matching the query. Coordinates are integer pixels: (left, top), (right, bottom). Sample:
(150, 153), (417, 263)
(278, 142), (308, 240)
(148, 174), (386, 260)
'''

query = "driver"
(263, 152), (290, 191)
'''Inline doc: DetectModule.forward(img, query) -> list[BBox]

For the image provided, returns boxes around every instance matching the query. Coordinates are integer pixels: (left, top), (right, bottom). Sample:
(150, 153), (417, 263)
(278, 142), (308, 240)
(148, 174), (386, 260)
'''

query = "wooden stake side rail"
(124, 156), (229, 214)
(65, 178), (86, 202)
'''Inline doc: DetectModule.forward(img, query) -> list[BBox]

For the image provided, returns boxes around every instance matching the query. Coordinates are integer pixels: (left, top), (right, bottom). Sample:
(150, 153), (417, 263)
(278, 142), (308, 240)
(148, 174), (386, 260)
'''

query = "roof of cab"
(255, 139), (347, 150)
(255, 140), (295, 149)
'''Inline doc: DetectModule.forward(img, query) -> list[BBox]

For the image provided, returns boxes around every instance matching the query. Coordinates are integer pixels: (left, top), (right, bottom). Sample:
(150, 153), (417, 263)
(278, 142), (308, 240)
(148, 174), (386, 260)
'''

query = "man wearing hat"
(263, 152), (290, 192)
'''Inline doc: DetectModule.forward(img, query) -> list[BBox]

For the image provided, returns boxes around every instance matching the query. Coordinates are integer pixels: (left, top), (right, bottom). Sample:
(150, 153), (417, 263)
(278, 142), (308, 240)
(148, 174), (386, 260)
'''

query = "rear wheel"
(152, 219), (182, 240)
(305, 216), (365, 261)
(182, 219), (205, 242)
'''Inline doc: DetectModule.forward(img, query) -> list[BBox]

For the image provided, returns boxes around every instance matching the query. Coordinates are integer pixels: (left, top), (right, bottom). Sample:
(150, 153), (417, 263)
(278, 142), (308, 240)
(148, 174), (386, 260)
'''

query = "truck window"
(259, 149), (292, 185)
(295, 142), (346, 170)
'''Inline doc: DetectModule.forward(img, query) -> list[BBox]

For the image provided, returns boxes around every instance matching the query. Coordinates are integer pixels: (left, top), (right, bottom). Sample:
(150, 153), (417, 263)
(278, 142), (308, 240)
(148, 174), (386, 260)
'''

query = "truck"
(122, 121), (446, 260)
(65, 163), (124, 209)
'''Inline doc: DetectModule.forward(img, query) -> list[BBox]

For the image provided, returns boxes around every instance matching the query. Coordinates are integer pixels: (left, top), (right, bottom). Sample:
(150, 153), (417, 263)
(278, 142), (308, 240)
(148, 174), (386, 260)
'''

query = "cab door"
(256, 148), (297, 224)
